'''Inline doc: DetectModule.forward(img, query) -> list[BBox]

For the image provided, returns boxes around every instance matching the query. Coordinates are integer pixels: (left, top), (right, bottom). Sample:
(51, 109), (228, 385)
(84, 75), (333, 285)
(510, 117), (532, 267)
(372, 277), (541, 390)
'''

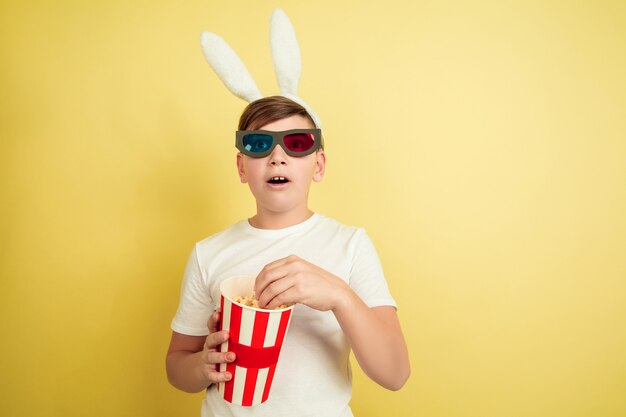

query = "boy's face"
(236, 115), (326, 216)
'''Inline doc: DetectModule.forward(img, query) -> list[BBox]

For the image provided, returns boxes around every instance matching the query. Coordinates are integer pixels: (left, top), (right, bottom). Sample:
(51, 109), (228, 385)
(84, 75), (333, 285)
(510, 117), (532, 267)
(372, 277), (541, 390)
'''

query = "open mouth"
(267, 176), (290, 185)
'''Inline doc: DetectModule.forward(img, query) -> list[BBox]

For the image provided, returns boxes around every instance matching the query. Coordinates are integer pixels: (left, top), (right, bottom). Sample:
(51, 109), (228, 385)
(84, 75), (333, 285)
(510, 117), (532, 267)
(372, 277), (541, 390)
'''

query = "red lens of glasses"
(283, 133), (315, 153)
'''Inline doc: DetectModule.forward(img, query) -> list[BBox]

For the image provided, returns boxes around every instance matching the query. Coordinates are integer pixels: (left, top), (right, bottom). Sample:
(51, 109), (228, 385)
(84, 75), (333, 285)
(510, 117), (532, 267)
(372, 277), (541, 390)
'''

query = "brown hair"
(238, 96), (316, 131)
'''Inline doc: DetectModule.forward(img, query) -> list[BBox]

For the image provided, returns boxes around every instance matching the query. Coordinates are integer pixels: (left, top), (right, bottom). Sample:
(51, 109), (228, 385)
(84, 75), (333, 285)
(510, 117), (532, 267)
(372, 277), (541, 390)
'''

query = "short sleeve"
(349, 229), (397, 309)
(170, 245), (214, 336)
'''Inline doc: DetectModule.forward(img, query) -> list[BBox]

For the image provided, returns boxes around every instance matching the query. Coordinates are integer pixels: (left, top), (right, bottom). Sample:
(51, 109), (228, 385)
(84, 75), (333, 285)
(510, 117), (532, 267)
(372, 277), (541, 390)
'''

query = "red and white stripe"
(217, 295), (292, 406)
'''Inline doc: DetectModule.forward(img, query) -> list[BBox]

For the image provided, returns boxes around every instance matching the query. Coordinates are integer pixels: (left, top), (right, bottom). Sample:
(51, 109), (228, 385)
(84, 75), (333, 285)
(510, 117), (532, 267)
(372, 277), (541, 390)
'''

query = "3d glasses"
(236, 129), (323, 158)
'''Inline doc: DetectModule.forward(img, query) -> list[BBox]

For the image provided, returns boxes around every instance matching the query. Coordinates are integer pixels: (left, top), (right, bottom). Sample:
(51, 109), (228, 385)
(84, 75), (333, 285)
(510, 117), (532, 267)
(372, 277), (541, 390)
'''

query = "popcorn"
(233, 293), (261, 308)
(233, 292), (288, 310)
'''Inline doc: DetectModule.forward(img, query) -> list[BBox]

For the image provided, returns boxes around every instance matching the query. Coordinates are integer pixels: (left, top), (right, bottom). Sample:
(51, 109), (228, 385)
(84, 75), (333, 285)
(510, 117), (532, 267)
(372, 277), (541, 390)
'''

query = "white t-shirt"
(171, 213), (397, 417)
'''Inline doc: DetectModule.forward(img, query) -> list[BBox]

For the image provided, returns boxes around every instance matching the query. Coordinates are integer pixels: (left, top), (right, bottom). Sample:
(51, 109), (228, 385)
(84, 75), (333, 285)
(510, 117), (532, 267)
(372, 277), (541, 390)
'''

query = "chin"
(260, 198), (302, 213)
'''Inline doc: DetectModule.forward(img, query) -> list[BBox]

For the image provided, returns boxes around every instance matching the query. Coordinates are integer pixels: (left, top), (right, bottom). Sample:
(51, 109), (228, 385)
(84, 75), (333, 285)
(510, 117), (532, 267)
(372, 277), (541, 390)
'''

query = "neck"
(249, 206), (314, 230)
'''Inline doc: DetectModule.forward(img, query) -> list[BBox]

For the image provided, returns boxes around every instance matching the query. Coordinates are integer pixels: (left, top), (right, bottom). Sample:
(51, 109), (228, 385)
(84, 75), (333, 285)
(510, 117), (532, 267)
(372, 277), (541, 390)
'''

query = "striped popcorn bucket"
(218, 275), (294, 406)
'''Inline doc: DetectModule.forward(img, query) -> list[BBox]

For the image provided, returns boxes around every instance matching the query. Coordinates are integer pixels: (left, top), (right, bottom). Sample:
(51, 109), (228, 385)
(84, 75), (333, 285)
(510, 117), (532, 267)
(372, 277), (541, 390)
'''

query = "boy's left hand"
(254, 255), (350, 311)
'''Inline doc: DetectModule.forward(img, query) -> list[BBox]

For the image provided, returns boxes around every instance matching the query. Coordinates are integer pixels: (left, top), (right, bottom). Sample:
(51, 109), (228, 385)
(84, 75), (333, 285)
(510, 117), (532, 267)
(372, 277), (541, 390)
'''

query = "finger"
(255, 263), (290, 296)
(255, 255), (304, 295)
(264, 286), (299, 310)
(256, 255), (303, 281)
(257, 275), (296, 308)
(204, 350), (237, 366)
(261, 255), (298, 271)
(205, 369), (233, 384)
(205, 330), (230, 350)
(207, 311), (221, 334)
(256, 267), (296, 301)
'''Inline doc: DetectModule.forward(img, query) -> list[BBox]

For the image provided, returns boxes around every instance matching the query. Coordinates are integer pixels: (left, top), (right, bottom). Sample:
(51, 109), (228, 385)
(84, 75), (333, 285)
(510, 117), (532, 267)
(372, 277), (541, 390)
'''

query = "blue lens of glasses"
(242, 134), (274, 153)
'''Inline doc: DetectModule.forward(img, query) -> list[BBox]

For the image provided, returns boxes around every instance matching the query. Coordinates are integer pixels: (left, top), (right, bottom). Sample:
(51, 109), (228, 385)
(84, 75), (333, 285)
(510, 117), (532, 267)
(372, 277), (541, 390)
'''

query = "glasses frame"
(235, 128), (323, 158)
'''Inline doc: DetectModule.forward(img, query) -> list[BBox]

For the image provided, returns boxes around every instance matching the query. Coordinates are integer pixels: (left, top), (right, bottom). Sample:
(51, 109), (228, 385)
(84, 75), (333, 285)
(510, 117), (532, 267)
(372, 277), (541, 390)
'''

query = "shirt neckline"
(240, 212), (322, 238)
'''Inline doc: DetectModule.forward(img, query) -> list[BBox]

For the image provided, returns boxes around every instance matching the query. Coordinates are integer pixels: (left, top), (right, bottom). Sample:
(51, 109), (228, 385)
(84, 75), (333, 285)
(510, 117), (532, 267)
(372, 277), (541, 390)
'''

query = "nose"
(268, 143), (288, 166)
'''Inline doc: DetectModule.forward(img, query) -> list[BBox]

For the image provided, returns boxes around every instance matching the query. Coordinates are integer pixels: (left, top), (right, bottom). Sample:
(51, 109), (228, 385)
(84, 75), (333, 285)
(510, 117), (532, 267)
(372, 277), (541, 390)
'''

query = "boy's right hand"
(201, 311), (236, 384)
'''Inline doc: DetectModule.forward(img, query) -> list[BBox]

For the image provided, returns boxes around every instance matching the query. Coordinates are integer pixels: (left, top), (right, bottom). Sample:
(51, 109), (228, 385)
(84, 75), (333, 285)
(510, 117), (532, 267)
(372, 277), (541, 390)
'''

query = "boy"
(166, 96), (410, 417)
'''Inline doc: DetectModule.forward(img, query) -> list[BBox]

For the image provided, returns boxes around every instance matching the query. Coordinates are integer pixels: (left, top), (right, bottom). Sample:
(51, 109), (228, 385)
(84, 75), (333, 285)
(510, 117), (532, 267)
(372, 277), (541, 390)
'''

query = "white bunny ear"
(270, 8), (301, 96)
(200, 32), (263, 103)
(283, 93), (323, 130)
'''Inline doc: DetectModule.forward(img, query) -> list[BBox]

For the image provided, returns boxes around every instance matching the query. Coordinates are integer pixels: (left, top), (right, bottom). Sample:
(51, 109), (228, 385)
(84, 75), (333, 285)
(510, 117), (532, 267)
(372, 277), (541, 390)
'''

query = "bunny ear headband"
(200, 8), (322, 129)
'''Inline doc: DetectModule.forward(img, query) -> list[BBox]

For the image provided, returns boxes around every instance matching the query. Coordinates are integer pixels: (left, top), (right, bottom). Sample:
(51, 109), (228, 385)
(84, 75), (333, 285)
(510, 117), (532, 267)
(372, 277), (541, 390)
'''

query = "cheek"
(302, 156), (318, 171)
(294, 160), (318, 184)
(244, 161), (265, 179)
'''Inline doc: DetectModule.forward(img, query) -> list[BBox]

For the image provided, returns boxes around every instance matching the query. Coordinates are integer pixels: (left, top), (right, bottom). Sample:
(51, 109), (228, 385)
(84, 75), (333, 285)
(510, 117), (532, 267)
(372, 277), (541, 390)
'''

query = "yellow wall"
(1, 0), (625, 416)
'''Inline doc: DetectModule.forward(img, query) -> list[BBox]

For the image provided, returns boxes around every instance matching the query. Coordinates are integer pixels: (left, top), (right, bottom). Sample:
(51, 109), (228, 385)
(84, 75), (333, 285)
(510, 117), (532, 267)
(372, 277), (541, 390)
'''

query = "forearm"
(333, 290), (410, 390)
(166, 350), (211, 393)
